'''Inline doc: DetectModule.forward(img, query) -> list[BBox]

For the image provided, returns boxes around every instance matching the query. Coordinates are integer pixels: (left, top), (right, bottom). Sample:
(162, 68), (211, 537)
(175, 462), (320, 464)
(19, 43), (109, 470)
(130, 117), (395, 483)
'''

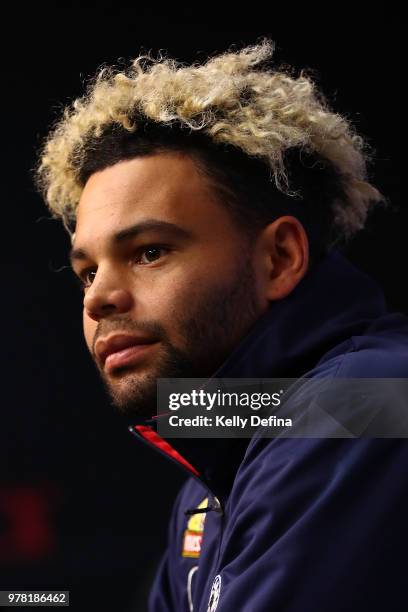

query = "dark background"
(1, 6), (407, 611)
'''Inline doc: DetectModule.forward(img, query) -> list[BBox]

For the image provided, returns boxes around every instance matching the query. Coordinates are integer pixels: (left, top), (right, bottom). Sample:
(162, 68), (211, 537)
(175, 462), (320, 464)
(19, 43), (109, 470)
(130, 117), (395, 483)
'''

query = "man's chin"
(102, 368), (159, 419)
(96, 338), (222, 418)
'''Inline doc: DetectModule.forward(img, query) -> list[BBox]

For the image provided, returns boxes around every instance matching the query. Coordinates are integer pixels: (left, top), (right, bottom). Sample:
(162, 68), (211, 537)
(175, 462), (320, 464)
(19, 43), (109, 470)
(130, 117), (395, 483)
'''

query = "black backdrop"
(1, 6), (407, 611)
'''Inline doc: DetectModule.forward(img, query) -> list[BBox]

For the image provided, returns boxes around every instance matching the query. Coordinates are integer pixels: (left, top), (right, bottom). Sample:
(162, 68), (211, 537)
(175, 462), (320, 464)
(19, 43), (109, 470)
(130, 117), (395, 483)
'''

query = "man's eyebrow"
(113, 219), (192, 243)
(69, 219), (192, 264)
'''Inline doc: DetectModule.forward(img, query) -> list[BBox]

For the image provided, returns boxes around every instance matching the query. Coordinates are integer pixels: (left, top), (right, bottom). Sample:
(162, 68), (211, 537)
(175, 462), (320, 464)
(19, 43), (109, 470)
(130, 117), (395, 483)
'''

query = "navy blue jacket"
(130, 250), (408, 612)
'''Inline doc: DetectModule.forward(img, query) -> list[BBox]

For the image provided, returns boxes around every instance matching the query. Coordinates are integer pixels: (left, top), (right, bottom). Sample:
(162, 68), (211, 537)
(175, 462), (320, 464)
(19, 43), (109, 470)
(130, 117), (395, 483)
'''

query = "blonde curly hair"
(35, 40), (383, 242)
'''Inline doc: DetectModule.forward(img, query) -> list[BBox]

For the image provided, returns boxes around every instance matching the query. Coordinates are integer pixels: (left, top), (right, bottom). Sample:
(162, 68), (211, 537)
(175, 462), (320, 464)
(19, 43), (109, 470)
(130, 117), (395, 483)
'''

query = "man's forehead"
(80, 153), (202, 197)
(74, 153), (230, 248)
(76, 153), (215, 225)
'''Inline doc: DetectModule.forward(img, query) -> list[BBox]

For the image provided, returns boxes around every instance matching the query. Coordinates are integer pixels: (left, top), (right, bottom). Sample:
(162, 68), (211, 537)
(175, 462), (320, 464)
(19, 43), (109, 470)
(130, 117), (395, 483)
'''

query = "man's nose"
(83, 270), (134, 321)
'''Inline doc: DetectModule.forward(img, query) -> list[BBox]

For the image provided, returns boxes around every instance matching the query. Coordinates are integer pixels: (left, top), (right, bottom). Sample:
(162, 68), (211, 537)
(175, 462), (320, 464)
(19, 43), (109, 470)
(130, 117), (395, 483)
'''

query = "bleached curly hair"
(35, 40), (383, 248)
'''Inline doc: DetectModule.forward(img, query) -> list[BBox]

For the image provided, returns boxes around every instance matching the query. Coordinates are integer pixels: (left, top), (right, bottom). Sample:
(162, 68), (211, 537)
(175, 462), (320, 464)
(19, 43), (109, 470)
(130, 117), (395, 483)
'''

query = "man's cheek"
(83, 311), (97, 354)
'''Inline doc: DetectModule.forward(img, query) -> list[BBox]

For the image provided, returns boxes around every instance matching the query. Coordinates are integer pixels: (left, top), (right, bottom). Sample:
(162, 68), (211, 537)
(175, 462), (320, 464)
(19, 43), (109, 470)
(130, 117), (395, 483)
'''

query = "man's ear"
(256, 215), (309, 302)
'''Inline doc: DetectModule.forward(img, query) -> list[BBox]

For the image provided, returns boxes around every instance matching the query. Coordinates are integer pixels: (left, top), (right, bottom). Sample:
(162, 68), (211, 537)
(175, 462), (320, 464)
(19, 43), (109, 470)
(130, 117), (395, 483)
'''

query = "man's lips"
(95, 334), (158, 372)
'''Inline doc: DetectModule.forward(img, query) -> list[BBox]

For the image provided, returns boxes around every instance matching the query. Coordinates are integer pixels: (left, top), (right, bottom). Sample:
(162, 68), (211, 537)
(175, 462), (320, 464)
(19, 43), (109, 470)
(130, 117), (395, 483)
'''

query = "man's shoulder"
(235, 313), (408, 484)
(314, 311), (408, 378)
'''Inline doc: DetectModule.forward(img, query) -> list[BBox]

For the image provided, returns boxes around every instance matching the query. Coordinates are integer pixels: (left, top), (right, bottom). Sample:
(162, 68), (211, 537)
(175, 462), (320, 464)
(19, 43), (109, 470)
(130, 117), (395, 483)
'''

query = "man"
(36, 41), (408, 611)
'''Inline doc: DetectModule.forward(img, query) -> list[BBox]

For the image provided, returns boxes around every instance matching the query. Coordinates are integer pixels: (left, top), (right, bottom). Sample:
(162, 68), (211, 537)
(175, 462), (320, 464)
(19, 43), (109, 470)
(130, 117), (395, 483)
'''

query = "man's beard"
(91, 254), (261, 418)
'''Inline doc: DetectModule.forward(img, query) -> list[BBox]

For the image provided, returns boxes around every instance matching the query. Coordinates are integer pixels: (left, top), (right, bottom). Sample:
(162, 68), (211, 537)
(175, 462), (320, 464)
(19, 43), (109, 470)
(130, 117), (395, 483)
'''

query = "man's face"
(72, 153), (266, 417)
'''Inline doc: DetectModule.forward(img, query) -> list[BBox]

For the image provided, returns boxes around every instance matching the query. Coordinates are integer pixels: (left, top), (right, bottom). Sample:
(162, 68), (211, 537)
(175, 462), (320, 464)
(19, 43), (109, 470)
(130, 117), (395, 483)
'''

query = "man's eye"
(80, 269), (97, 288)
(138, 246), (168, 264)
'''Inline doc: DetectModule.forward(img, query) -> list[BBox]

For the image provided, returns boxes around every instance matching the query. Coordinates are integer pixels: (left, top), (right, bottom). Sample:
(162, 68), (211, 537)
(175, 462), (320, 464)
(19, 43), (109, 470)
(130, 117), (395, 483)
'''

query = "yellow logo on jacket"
(182, 497), (208, 558)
